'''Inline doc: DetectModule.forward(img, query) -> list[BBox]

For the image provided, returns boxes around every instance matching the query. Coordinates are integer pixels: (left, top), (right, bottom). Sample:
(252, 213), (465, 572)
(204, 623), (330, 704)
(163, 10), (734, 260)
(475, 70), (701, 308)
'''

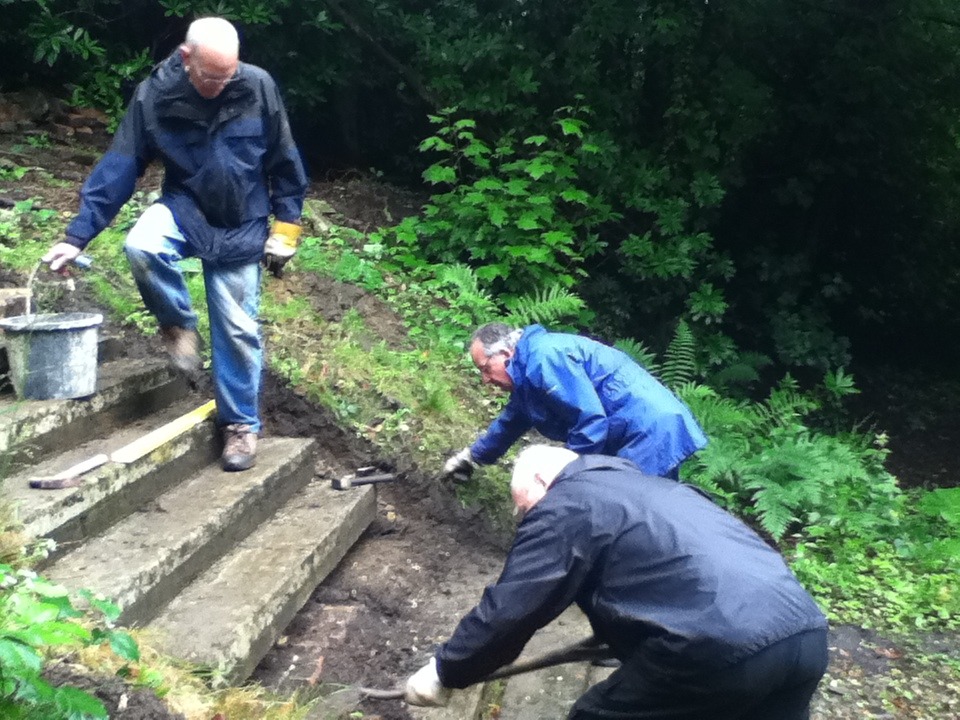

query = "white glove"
(443, 447), (476, 479)
(42, 242), (82, 272)
(404, 657), (451, 707)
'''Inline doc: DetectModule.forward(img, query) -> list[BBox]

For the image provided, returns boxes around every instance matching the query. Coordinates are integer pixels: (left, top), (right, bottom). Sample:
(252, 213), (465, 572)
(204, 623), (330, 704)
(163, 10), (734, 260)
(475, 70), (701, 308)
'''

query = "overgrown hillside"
(0, 97), (959, 720)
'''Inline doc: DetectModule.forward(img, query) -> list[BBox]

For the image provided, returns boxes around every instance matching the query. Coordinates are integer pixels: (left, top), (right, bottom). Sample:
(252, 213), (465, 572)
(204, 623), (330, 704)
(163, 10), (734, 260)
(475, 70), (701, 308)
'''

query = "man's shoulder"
(239, 62), (277, 86)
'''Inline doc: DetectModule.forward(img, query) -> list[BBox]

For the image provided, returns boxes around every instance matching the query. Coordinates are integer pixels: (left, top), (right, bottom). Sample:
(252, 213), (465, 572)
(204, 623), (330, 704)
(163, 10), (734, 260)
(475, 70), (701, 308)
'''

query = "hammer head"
(331, 475), (354, 490)
(331, 471), (396, 490)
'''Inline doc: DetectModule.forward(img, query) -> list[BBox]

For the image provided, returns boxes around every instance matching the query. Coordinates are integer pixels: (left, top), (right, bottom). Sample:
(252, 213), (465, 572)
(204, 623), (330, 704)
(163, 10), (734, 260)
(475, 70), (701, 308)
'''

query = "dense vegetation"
(1, 1), (959, 716)
(3, 0), (958, 375)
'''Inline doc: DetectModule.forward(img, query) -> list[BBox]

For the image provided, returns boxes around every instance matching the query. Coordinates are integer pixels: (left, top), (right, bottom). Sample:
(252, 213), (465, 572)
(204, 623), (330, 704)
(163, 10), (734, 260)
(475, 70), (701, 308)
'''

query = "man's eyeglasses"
(477, 353), (498, 376)
(190, 64), (238, 87)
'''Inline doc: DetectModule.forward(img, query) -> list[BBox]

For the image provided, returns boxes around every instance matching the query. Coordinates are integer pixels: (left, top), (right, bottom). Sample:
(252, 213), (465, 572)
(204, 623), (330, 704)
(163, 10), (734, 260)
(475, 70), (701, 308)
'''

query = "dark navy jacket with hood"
(65, 52), (307, 266)
(470, 325), (708, 476)
(435, 455), (827, 689)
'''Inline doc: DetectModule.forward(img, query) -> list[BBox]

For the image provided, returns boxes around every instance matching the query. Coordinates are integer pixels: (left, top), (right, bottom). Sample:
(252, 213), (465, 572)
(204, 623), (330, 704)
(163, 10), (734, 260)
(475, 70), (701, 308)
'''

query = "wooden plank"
(110, 400), (216, 464)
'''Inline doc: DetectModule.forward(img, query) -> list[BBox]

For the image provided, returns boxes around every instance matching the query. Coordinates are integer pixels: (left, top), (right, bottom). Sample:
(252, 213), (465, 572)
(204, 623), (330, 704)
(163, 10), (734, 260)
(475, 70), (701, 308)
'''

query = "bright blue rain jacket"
(65, 52), (307, 266)
(470, 325), (708, 476)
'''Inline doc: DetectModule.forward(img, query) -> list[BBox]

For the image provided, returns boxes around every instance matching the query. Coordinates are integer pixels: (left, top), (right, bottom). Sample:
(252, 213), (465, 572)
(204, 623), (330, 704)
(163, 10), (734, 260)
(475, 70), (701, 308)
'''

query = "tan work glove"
(263, 220), (302, 278)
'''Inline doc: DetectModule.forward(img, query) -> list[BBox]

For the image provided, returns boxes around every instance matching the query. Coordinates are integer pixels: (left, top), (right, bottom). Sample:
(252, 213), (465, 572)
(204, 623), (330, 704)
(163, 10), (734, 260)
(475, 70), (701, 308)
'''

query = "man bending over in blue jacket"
(444, 323), (707, 481)
(408, 445), (829, 719)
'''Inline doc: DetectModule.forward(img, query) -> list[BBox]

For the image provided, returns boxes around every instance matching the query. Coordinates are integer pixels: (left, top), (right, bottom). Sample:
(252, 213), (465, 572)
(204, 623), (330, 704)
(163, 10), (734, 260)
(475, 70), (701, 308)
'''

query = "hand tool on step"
(29, 452), (110, 489)
(358, 635), (616, 699)
(331, 467), (396, 491)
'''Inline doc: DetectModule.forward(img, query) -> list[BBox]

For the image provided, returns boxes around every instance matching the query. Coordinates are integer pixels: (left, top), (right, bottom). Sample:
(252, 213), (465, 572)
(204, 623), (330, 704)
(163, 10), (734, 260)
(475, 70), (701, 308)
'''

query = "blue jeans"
(124, 203), (263, 432)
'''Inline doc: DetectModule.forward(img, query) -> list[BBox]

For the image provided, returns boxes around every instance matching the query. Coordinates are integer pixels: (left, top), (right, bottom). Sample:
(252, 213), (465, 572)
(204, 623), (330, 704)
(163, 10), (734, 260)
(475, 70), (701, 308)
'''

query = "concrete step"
(44, 436), (317, 626)
(4, 395), (219, 547)
(149, 477), (377, 686)
(0, 356), (189, 470)
(497, 607), (595, 720)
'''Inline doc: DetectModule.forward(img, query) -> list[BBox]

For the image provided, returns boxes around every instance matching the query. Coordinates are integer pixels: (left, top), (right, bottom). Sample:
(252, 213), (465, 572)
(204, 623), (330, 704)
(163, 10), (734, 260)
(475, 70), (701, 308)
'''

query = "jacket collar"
(506, 324), (546, 389)
(151, 53), (255, 123)
(555, 454), (638, 484)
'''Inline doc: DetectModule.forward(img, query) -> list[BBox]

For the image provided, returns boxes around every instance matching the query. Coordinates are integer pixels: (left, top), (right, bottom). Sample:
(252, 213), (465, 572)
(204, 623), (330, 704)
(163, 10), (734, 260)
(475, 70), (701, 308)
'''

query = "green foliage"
(657, 320), (698, 389)
(789, 498), (960, 630)
(0, 565), (139, 720)
(502, 284), (587, 329)
(682, 374), (894, 540)
(23, 2), (105, 67)
(385, 105), (619, 298)
(71, 49), (152, 128)
(612, 338), (659, 372)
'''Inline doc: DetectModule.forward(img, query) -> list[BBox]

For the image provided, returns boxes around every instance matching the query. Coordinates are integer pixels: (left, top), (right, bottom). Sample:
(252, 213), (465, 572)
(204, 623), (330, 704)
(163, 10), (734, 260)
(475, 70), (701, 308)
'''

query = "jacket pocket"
(219, 117), (266, 170)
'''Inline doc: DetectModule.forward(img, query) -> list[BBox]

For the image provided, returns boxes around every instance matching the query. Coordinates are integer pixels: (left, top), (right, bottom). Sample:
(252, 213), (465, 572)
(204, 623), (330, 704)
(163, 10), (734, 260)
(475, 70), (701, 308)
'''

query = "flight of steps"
(0, 333), (376, 686)
(1, 318), (608, 716)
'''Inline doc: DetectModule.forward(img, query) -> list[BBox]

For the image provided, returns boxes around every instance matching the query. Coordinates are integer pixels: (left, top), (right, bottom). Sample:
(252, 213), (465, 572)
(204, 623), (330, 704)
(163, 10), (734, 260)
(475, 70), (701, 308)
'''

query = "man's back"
(535, 456), (827, 668)
(504, 325), (708, 474)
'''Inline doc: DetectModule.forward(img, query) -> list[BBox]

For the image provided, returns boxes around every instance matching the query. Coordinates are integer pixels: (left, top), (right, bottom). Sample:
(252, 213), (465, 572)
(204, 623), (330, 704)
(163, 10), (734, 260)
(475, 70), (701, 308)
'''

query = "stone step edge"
(148, 478), (377, 685)
(18, 418), (218, 543)
(45, 436), (317, 626)
(0, 356), (185, 459)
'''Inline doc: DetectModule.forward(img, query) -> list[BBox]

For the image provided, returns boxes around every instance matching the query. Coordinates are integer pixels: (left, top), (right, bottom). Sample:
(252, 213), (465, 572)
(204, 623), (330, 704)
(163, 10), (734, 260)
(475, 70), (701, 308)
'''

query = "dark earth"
(1, 91), (958, 720)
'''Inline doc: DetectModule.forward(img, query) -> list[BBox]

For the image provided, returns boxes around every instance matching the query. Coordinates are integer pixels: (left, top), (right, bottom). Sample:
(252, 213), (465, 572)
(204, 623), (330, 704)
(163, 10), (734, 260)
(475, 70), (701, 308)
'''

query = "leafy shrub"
(381, 105), (620, 298)
(0, 565), (140, 720)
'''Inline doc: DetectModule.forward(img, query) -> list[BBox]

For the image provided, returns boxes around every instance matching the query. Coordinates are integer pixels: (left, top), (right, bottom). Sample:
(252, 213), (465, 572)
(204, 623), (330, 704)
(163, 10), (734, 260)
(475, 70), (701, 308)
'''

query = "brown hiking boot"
(222, 424), (257, 472)
(159, 326), (201, 375)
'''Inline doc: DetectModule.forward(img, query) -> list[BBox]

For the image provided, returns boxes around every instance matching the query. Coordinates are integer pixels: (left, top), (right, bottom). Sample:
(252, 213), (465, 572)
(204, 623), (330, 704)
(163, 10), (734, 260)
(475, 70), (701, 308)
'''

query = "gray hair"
(511, 444), (578, 496)
(471, 323), (523, 357)
(185, 17), (239, 55)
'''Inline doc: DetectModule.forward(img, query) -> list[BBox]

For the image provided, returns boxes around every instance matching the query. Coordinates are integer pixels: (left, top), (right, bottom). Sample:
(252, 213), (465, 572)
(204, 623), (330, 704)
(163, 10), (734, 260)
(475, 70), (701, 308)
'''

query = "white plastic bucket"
(0, 312), (103, 400)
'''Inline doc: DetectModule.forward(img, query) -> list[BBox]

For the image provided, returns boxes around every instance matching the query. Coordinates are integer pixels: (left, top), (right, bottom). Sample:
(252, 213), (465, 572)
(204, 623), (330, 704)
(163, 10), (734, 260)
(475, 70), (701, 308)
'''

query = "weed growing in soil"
(0, 564), (139, 720)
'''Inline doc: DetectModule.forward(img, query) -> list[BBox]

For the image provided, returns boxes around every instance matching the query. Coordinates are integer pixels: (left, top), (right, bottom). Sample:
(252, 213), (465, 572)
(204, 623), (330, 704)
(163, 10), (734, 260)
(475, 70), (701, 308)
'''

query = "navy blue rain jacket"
(435, 455), (827, 689)
(65, 52), (307, 266)
(470, 325), (708, 476)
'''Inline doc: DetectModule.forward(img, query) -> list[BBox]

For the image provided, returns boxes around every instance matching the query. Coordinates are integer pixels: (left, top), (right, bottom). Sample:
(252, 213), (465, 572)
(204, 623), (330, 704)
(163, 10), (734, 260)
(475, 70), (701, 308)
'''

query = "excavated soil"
(2, 92), (958, 720)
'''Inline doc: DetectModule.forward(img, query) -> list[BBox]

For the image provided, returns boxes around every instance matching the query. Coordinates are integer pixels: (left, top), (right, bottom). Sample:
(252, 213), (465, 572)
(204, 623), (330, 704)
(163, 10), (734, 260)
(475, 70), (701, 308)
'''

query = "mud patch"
(44, 661), (185, 720)
(274, 273), (410, 350)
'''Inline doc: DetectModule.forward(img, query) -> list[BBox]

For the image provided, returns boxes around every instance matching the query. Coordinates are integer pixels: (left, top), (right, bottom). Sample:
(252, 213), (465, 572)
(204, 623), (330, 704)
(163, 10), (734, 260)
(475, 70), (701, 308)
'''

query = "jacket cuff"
(64, 235), (89, 250)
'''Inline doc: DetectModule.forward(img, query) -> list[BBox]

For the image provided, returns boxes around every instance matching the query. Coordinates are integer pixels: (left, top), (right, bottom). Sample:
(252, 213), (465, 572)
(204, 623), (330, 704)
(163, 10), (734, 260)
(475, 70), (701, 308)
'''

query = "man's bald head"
(510, 445), (578, 517)
(180, 17), (240, 99)
(184, 17), (239, 55)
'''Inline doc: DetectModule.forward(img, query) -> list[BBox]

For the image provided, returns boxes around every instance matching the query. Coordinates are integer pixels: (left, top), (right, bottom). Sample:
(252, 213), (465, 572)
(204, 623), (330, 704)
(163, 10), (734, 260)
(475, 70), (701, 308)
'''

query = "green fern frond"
(437, 263), (486, 295)
(760, 374), (820, 427)
(504, 283), (585, 326)
(613, 338), (660, 372)
(659, 319), (697, 390)
(750, 483), (797, 540)
(680, 384), (765, 435)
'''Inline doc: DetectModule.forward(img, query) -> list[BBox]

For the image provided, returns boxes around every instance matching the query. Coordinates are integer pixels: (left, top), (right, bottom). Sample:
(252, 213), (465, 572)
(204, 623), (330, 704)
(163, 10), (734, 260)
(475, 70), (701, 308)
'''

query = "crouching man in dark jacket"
(406, 446), (829, 720)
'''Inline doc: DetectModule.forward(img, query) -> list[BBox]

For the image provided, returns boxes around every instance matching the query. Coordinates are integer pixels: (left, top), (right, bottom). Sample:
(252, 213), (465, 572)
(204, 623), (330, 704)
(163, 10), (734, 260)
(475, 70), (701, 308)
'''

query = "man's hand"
(42, 242), (82, 273)
(263, 220), (302, 278)
(443, 447), (476, 483)
(404, 658), (451, 707)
